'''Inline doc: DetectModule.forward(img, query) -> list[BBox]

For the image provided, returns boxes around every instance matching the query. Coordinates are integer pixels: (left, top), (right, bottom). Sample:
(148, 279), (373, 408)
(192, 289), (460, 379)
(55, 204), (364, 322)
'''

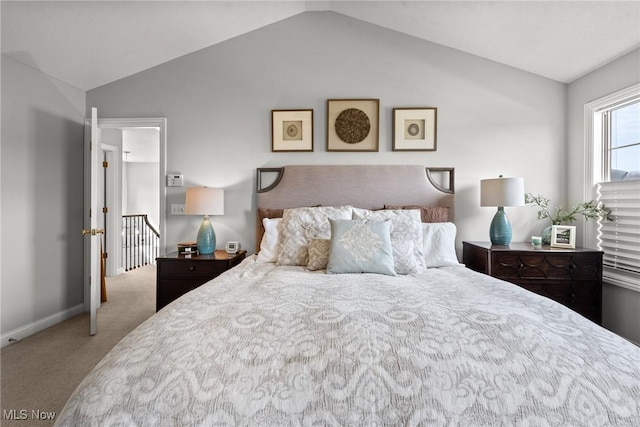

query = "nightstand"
(156, 250), (246, 311)
(462, 241), (603, 324)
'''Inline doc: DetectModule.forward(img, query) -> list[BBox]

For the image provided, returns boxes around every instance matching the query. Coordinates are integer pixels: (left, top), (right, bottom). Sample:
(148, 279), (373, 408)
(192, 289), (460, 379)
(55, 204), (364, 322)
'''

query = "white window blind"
(597, 179), (640, 290)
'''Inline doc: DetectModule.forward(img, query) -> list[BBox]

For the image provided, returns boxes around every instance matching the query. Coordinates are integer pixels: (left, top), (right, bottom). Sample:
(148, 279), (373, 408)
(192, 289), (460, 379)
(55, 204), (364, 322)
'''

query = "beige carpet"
(0, 265), (156, 427)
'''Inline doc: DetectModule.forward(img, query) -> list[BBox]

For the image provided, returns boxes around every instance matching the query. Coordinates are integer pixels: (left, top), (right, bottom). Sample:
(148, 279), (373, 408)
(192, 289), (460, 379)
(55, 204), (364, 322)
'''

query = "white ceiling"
(2, 1), (639, 91)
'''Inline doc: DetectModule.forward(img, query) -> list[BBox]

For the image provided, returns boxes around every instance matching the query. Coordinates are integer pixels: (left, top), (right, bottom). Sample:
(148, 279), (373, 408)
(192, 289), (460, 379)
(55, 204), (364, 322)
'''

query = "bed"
(56, 165), (640, 426)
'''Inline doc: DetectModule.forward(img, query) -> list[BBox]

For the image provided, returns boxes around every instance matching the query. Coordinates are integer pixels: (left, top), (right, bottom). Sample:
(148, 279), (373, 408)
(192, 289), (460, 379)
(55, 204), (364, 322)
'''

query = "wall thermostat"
(225, 241), (240, 254)
(167, 173), (183, 187)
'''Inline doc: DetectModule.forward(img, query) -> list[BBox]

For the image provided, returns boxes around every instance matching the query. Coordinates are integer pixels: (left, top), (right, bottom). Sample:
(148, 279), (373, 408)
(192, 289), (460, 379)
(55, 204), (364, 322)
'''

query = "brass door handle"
(82, 228), (105, 236)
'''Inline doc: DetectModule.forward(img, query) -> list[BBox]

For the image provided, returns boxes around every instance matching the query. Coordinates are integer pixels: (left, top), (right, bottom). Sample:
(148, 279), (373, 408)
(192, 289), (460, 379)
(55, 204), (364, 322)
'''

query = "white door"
(83, 107), (103, 335)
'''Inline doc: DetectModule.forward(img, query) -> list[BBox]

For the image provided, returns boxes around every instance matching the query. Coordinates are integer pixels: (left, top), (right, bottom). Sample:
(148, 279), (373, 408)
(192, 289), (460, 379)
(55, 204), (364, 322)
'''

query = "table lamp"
(185, 187), (224, 255)
(480, 176), (524, 246)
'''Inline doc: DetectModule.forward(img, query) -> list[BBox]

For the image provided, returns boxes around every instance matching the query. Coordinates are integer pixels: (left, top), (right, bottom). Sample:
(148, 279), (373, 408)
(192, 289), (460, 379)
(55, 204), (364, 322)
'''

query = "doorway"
(96, 118), (167, 277)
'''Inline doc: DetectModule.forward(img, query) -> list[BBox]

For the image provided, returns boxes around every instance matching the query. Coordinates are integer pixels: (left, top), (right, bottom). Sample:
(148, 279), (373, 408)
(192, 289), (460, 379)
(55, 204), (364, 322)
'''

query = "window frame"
(584, 83), (640, 292)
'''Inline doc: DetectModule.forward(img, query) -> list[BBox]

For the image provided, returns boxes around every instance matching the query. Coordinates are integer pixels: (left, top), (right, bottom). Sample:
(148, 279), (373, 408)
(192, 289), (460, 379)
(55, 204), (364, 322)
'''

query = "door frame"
(84, 117), (167, 313)
(98, 117), (167, 259)
(100, 142), (121, 277)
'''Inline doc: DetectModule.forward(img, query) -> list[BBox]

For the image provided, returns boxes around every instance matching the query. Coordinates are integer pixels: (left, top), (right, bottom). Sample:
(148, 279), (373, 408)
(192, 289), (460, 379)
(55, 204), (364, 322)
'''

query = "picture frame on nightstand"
(550, 225), (576, 248)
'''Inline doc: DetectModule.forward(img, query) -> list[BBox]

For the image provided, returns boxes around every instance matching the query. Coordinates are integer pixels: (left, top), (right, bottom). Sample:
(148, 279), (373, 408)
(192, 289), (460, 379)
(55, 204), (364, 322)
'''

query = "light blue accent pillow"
(326, 219), (397, 276)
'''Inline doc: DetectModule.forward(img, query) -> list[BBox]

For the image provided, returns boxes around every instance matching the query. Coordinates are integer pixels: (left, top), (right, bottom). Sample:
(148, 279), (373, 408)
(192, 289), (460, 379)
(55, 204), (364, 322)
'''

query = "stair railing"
(122, 214), (159, 271)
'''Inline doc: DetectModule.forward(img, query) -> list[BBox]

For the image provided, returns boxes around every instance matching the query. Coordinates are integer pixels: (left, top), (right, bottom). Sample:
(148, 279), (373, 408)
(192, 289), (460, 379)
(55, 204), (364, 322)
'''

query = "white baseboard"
(1, 304), (85, 348)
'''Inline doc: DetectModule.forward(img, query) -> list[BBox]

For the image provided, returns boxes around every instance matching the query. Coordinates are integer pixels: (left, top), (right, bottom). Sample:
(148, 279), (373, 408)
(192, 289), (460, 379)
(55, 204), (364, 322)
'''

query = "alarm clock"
(225, 241), (241, 254)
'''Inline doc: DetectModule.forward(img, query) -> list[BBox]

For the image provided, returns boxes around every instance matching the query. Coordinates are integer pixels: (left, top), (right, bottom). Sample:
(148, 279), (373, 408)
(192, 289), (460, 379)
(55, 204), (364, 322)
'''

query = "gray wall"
(5, 11), (634, 344)
(567, 48), (640, 344)
(88, 12), (566, 257)
(1, 55), (86, 338)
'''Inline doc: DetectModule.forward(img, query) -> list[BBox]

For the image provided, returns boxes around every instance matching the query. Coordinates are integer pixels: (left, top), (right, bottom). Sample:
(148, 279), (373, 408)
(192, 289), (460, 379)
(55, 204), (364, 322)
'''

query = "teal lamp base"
(489, 207), (512, 246)
(196, 215), (216, 255)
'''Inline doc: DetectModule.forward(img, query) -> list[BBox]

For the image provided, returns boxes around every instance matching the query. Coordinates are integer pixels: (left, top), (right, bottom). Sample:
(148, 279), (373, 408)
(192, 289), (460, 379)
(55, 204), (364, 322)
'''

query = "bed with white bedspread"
(56, 165), (640, 426)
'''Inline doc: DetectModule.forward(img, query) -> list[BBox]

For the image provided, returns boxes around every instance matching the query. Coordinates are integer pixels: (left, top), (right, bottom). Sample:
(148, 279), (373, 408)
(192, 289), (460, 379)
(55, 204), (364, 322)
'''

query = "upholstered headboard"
(255, 164), (455, 252)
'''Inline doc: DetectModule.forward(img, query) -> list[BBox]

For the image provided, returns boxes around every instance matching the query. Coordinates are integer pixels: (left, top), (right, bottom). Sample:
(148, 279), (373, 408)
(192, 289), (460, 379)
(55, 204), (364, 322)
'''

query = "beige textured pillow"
(256, 205), (321, 252)
(353, 208), (425, 274)
(277, 206), (353, 266)
(306, 238), (330, 271)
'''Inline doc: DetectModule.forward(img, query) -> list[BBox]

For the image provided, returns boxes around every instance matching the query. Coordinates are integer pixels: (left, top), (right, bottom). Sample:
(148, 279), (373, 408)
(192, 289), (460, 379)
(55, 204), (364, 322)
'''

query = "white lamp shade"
(185, 187), (224, 215)
(480, 177), (525, 207)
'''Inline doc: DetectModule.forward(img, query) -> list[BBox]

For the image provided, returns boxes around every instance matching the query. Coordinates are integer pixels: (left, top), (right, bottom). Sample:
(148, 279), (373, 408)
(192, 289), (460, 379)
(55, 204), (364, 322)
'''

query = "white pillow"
(421, 222), (460, 267)
(277, 206), (353, 266)
(352, 208), (425, 274)
(256, 218), (282, 263)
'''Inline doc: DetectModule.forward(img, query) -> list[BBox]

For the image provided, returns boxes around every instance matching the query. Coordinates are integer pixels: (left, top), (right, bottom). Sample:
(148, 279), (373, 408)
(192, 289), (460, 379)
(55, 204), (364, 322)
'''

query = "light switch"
(171, 204), (185, 215)
(167, 173), (183, 187)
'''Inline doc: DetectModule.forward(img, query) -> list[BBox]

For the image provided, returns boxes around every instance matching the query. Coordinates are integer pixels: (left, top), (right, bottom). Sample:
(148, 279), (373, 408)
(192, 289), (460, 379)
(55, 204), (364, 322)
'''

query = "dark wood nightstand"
(462, 241), (603, 324)
(156, 250), (246, 311)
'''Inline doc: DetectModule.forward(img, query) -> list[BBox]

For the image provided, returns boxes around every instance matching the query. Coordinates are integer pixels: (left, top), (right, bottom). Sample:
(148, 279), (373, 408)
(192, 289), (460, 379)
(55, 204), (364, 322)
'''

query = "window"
(605, 101), (640, 182)
(585, 84), (640, 292)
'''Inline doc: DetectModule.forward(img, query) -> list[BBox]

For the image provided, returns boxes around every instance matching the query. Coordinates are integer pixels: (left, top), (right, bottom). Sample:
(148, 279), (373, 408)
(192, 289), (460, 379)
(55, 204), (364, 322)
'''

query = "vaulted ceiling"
(2, 1), (639, 91)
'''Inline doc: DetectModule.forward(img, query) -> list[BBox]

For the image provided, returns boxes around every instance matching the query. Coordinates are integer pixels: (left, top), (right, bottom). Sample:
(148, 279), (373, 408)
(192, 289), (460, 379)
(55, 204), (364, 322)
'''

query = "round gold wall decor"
(335, 108), (370, 144)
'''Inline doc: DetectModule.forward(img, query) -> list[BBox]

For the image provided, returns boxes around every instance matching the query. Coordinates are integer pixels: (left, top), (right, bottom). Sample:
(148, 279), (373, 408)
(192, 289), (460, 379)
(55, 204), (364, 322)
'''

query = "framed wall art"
(550, 225), (576, 248)
(392, 107), (437, 151)
(327, 99), (379, 151)
(271, 109), (313, 152)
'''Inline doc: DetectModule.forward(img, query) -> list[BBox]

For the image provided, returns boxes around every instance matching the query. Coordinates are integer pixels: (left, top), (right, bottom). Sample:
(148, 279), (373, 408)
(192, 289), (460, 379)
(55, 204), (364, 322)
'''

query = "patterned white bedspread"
(56, 256), (640, 426)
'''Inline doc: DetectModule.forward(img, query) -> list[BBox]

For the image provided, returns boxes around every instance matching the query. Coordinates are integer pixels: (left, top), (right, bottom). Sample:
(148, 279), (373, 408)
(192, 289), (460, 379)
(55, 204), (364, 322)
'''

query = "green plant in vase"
(525, 193), (612, 244)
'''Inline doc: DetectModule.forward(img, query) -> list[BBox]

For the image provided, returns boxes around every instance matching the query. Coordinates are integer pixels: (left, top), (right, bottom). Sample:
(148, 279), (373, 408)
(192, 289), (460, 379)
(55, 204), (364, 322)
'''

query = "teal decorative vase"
(489, 207), (512, 246)
(541, 225), (553, 245)
(196, 215), (216, 255)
